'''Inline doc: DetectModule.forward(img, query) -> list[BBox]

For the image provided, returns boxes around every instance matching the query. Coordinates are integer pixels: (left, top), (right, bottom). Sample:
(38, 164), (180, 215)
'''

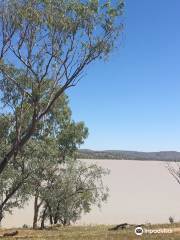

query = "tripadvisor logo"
(135, 226), (173, 236)
(135, 226), (144, 236)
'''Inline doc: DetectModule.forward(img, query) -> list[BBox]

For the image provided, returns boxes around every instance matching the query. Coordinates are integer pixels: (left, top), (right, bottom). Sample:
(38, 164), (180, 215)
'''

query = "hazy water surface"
(3, 160), (180, 227)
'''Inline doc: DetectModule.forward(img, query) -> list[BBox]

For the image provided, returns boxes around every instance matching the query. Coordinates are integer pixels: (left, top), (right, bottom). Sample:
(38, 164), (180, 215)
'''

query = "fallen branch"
(108, 223), (129, 231)
(0, 230), (18, 237)
(108, 223), (145, 231)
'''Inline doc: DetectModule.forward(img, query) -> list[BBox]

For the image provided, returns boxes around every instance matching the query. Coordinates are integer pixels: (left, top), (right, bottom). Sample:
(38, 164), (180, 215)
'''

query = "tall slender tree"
(0, 0), (124, 174)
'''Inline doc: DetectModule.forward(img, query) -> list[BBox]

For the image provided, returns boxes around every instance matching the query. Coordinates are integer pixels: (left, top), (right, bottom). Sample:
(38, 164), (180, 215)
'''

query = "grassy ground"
(1, 224), (180, 239)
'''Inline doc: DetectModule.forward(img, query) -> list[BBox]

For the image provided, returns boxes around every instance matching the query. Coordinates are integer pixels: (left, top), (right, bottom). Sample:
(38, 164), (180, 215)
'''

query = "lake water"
(3, 160), (180, 227)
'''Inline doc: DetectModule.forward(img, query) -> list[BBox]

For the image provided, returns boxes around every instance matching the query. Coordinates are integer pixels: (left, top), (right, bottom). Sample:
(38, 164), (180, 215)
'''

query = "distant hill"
(77, 149), (180, 161)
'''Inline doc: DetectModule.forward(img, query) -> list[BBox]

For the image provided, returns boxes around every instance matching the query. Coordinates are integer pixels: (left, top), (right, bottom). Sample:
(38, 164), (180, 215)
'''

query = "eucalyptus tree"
(38, 158), (109, 228)
(31, 121), (88, 229)
(0, 0), (124, 174)
(0, 93), (88, 226)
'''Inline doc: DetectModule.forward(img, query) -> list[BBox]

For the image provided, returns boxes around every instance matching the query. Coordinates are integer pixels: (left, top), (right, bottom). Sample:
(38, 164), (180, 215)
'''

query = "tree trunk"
(0, 206), (3, 226)
(54, 215), (58, 225)
(41, 206), (47, 229)
(49, 215), (53, 225)
(46, 205), (53, 225)
(33, 195), (39, 229)
(63, 219), (67, 226)
(0, 108), (38, 175)
(53, 203), (60, 224)
(0, 85), (68, 175)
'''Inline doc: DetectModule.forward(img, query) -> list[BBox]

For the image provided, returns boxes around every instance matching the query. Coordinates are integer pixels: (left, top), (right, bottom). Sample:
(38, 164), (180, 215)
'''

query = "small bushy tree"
(0, 93), (88, 225)
(38, 159), (109, 228)
(169, 216), (174, 224)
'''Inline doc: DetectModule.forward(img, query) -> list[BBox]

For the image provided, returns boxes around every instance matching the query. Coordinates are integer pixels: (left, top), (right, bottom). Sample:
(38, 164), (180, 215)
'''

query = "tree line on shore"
(78, 149), (180, 161)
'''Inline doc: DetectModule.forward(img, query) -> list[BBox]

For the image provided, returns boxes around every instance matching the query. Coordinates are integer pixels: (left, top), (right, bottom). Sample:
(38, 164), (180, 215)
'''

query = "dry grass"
(1, 224), (180, 240)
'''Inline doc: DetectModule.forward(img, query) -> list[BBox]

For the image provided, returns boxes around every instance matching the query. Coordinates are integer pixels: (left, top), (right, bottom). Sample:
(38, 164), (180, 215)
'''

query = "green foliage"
(0, 0), (124, 109)
(38, 158), (109, 226)
(0, 0), (124, 173)
(0, 156), (31, 221)
(0, 92), (88, 224)
(0, 115), (13, 156)
(57, 121), (88, 160)
(0, 0), (121, 226)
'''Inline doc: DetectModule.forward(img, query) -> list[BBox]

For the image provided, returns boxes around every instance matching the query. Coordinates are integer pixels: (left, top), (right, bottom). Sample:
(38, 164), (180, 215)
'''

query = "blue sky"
(68, 0), (180, 152)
